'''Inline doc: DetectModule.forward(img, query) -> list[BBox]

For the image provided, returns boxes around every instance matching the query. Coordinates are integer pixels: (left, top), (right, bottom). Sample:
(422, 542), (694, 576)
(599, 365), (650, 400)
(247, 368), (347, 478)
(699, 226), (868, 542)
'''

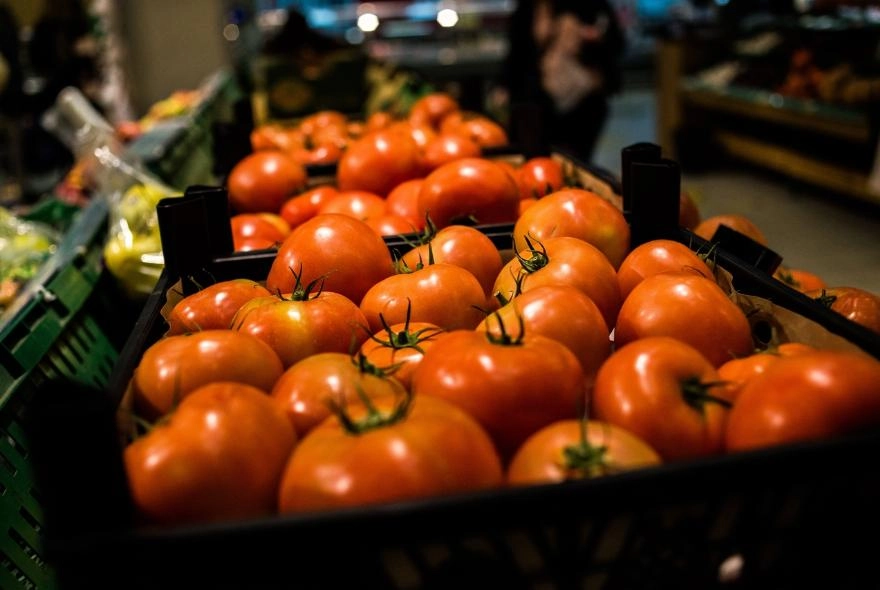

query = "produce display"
(0, 208), (59, 309)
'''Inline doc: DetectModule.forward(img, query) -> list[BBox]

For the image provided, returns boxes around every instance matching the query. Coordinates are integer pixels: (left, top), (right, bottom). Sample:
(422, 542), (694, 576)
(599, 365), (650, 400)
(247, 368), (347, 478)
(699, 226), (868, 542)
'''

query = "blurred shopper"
(494, 0), (626, 162)
(0, 2), (23, 117)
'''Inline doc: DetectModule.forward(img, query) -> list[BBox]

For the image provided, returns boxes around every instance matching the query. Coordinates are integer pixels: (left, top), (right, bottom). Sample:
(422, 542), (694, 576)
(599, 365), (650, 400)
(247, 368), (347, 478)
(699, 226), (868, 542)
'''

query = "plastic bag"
(0, 207), (60, 309)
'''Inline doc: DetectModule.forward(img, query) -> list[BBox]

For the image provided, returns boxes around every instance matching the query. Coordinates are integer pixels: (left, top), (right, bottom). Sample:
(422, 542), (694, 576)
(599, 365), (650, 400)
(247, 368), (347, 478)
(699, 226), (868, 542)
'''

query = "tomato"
(165, 279), (273, 335)
(417, 157), (520, 228)
(452, 115), (508, 149)
(517, 157), (564, 200)
(385, 178), (425, 230)
(615, 270), (754, 368)
(519, 197), (537, 216)
(250, 124), (299, 152)
(266, 214), (395, 306)
(806, 286), (880, 334)
(412, 325), (586, 459)
(422, 133), (482, 171)
(592, 336), (731, 461)
(773, 266), (826, 293)
(288, 141), (343, 167)
(400, 223), (504, 298)
(726, 350), (880, 451)
(360, 263), (487, 333)
(365, 213), (418, 237)
(270, 352), (403, 436)
(507, 419), (661, 485)
(365, 110), (394, 132)
(337, 128), (424, 197)
(278, 394), (502, 512)
(476, 284), (610, 388)
(408, 92), (460, 130)
(227, 150), (307, 214)
(298, 110), (348, 136)
(234, 237), (277, 252)
(317, 190), (386, 221)
(679, 190), (701, 230)
(616, 239), (714, 301)
(513, 188), (630, 269)
(716, 342), (815, 402)
(359, 314), (445, 390)
(125, 381), (296, 525)
(230, 213), (290, 250)
(279, 185), (339, 229)
(494, 236), (622, 331)
(694, 214), (768, 246)
(389, 120), (437, 151)
(132, 330), (284, 420)
(232, 282), (370, 368)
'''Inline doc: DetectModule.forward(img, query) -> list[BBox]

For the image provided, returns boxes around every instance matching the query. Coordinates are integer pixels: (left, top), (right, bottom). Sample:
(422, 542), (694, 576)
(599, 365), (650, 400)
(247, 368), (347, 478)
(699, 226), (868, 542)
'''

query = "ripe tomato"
(232, 285), (369, 368)
(616, 239), (714, 301)
(476, 284), (611, 388)
(726, 350), (880, 451)
(365, 110), (394, 132)
(417, 157), (520, 228)
(773, 266), (826, 293)
(513, 188), (630, 269)
(234, 237), (276, 252)
(694, 214), (768, 246)
(615, 270), (754, 368)
(507, 419), (661, 485)
(288, 141), (344, 167)
(230, 213), (290, 250)
(266, 214), (395, 306)
(679, 190), (701, 230)
(452, 115), (509, 149)
(806, 286), (880, 334)
(337, 128), (424, 197)
(422, 133), (482, 171)
(385, 178), (426, 230)
(227, 150), (307, 214)
(400, 223), (504, 298)
(408, 92), (460, 130)
(592, 336), (731, 461)
(270, 352), (403, 436)
(716, 342), (815, 402)
(131, 330), (284, 420)
(359, 315), (445, 390)
(165, 279), (273, 335)
(494, 236), (622, 331)
(517, 157), (564, 200)
(360, 263), (487, 333)
(317, 190), (386, 221)
(125, 382), (296, 525)
(365, 213), (418, 237)
(278, 394), (502, 512)
(411, 326), (586, 459)
(279, 185), (339, 229)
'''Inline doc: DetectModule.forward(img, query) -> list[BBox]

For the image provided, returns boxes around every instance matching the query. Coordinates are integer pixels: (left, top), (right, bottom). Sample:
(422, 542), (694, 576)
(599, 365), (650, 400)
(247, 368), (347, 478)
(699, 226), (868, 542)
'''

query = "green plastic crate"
(0, 198), (120, 590)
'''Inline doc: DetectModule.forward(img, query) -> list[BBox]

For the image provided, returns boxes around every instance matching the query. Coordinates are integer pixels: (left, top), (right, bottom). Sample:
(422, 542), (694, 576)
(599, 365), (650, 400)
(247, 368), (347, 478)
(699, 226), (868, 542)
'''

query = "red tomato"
(507, 420), (661, 485)
(365, 213), (418, 237)
(592, 336), (730, 461)
(679, 190), (701, 230)
(493, 236), (622, 331)
(365, 111), (394, 132)
(422, 133), (482, 171)
(230, 213), (290, 248)
(232, 287), (369, 368)
(165, 279), (273, 335)
(616, 239), (714, 301)
(337, 129), (424, 197)
(279, 185), (339, 229)
(417, 157), (520, 228)
(517, 157), (564, 200)
(388, 120), (437, 151)
(385, 178), (425, 230)
(288, 141), (343, 167)
(452, 116), (509, 149)
(270, 352), (403, 436)
(125, 382), (296, 525)
(408, 92), (460, 130)
(412, 326), (586, 459)
(513, 188), (630, 269)
(773, 266), (826, 293)
(227, 150), (307, 213)
(476, 284), (611, 389)
(694, 214), (768, 246)
(716, 342), (815, 402)
(318, 190), (386, 221)
(726, 350), (880, 451)
(234, 237), (277, 252)
(266, 214), (395, 306)
(250, 125), (299, 152)
(278, 394), (502, 512)
(297, 110), (348, 136)
(359, 263), (487, 333)
(132, 330), (284, 420)
(359, 317), (445, 390)
(806, 286), (880, 334)
(615, 270), (754, 368)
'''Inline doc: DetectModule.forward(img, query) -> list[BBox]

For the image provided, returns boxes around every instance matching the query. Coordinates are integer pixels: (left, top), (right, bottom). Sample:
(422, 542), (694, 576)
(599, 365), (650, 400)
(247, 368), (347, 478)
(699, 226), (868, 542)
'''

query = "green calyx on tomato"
(680, 376), (732, 414)
(813, 289), (837, 308)
(365, 300), (445, 353)
(483, 311), (525, 346)
(515, 234), (550, 274)
(327, 382), (411, 436)
(395, 242), (436, 273)
(281, 264), (328, 302)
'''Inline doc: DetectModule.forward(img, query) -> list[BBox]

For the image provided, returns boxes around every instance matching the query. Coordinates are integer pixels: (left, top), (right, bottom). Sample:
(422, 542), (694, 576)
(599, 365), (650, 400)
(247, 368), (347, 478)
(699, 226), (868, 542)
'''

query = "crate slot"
(0, 551), (36, 590)
(7, 530), (42, 569)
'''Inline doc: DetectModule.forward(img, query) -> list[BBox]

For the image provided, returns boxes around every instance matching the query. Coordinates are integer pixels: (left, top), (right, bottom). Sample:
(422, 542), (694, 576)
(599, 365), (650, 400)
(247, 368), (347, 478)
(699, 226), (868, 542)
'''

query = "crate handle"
(621, 143), (680, 247)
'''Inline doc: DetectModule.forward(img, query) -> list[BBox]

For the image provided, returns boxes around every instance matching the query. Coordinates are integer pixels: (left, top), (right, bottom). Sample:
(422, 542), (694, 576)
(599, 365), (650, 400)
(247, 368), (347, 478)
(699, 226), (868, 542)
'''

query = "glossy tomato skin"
(422, 133), (482, 171)
(359, 321), (445, 390)
(726, 351), (880, 451)
(408, 92), (460, 130)
(476, 284), (611, 388)
(417, 158), (520, 228)
(615, 270), (754, 368)
(513, 188), (630, 269)
(360, 263), (487, 333)
(716, 342), (815, 402)
(317, 190), (386, 221)
(337, 129), (424, 197)
(227, 150), (307, 214)
(230, 213), (290, 251)
(616, 239), (713, 301)
(266, 214), (395, 306)
(806, 286), (880, 334)
(385, 179), (426, 230)
(411, 329), (586, 459)
(232, 291), (369, 368)
(694, 214), (767, 246)
(365, 214), (419, 237)
(494, 236), (622, 331)
(453, 116), (509, 149)
(507, 420), (661, 485)
(279, 185), (339, 229)
(592, 336), (729, 461)
(270, 352), (403, 436)
(773, 266), (826, 293)
(125, 382), (296, 525)
(132, 330), (284, 420)
(165, 279), (273, 335)
(517, 157), (564, 200)
(278, 395), (502, 512)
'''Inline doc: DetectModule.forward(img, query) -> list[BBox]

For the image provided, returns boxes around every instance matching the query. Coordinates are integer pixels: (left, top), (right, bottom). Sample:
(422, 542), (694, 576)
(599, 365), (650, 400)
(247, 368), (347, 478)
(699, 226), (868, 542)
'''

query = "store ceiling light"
(437, 8), (459, 27)
(358, 12), (380, 32)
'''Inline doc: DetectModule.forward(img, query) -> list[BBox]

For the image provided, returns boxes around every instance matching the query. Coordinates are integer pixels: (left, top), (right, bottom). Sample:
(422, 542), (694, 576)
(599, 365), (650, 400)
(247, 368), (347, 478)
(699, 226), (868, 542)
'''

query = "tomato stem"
(483, 311), (525, 346)
(327, 383), (412, 436)
(561, 441), (611, 478)
(515, 234), (549, 274)
(814, 289), (837, 308)
(680, 377), (732, 413)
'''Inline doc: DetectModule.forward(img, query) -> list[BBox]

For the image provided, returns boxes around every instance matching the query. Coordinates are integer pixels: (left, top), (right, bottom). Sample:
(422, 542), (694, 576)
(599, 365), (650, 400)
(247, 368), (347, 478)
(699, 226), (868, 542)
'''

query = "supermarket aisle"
(593, 87), (880, 294)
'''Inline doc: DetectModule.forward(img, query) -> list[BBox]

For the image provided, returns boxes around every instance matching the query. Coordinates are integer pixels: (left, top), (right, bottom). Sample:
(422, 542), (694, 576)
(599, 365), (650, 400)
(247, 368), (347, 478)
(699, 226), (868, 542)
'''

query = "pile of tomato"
(120, 93), (880, 528)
